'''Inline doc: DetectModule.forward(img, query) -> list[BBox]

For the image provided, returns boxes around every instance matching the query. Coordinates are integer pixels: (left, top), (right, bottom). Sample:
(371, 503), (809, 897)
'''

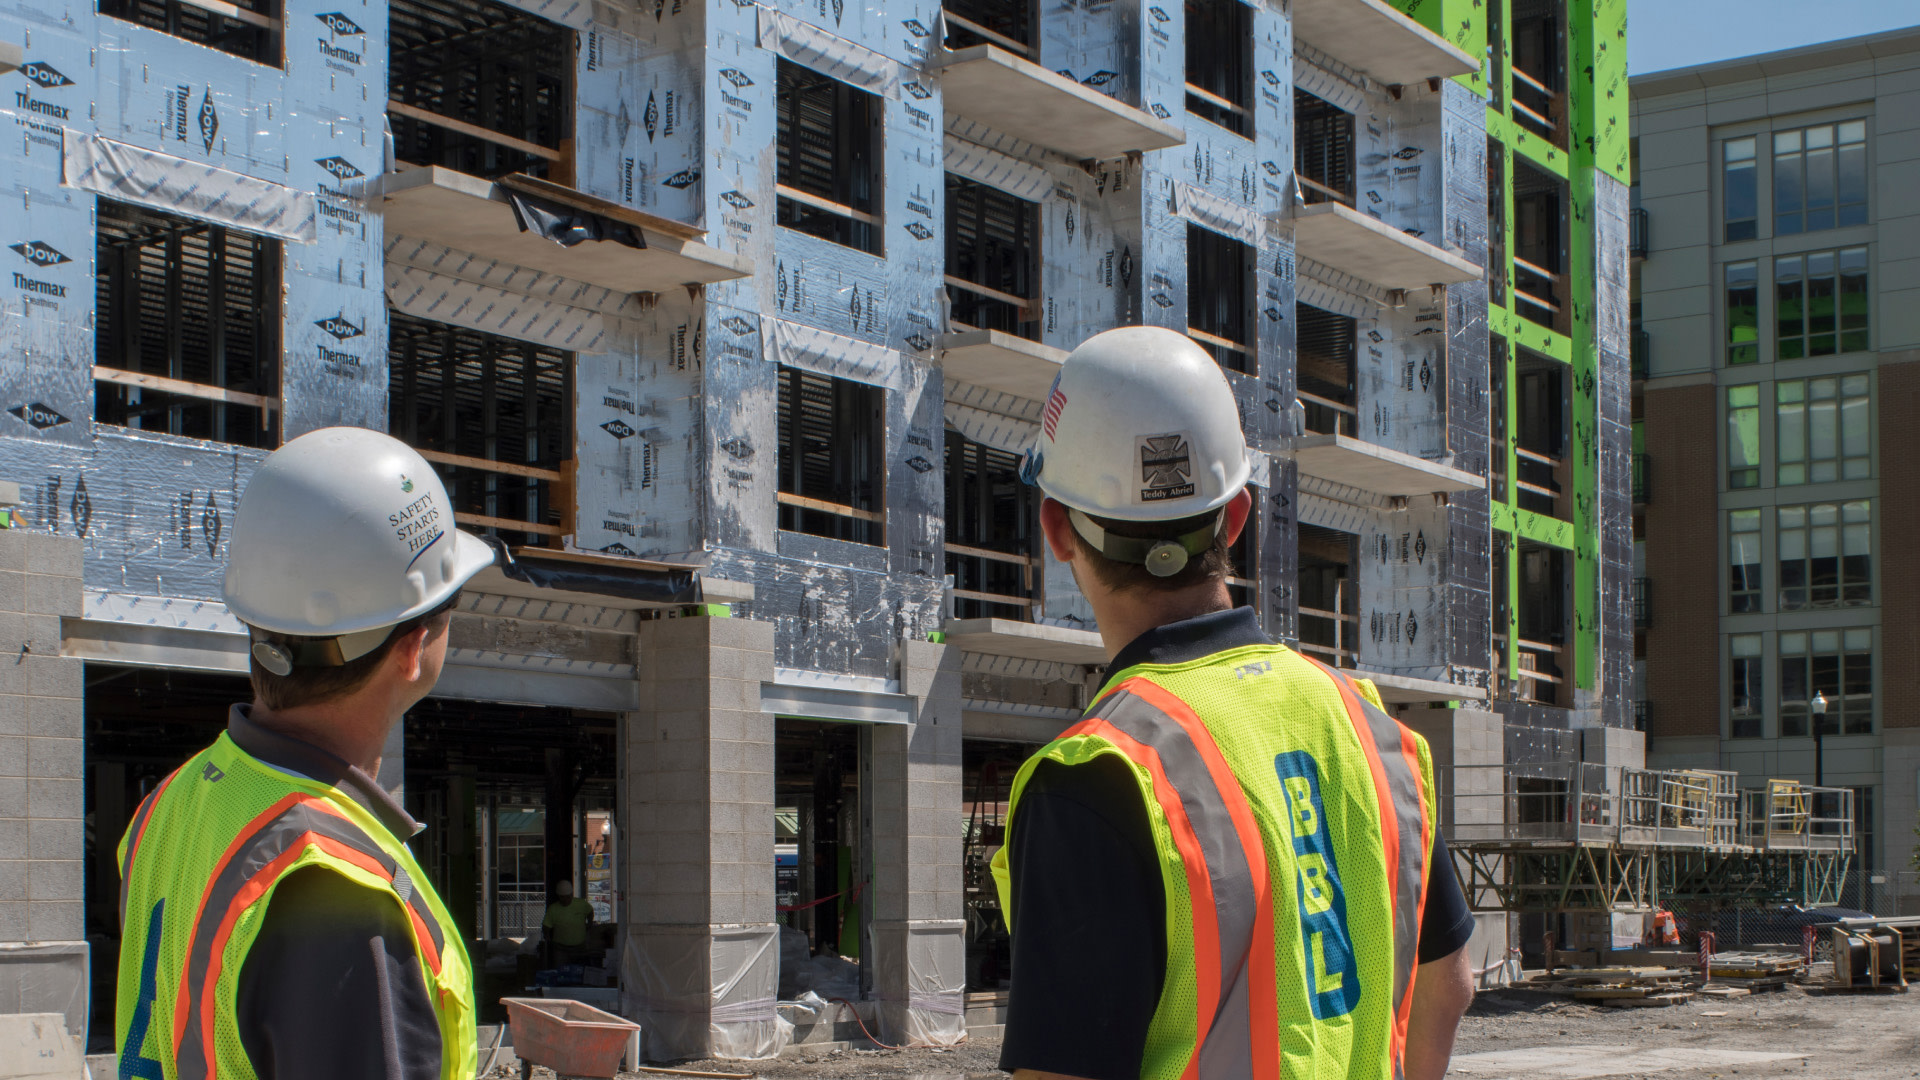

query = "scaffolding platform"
(1450, 765), (1854, 913)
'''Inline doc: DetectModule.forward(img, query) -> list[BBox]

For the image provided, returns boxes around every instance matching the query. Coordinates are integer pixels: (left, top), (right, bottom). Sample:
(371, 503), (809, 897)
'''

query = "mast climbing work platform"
(1448, 765), (1854, 913)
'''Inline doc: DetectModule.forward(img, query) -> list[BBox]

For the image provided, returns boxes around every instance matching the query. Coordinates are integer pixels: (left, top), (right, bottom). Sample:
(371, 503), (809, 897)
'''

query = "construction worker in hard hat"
(114, 427), (495, 1080)
(992, 327), (1477, 1080)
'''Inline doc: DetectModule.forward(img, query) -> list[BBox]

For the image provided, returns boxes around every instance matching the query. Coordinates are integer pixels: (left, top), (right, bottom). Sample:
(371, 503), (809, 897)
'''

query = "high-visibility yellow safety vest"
(115, 732), (476, 1080)
(994, 642), (1436, 1080)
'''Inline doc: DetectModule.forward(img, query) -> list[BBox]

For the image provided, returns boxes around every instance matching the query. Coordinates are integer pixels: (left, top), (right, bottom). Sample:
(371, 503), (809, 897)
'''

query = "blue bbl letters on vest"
(1274, 751), (1360, 1018)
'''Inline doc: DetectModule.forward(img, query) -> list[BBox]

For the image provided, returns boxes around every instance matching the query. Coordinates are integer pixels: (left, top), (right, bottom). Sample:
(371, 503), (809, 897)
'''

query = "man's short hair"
(1067, 508), (1235, 594)
(248, 602), (452, 710)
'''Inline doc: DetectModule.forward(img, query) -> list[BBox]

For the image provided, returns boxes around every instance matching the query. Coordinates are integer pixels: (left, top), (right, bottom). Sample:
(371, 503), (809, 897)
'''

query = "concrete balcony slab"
(1293, 434), (1484, 498)
(1294, 200), (1482, 292)
(939, 329), (1069, 402)
(1292, 0), (1479, 86)
(1355, 668), (1490, 704)
(942, 617), (1107, 667)
(371, 166), (752, 295)
(936, 44), (1185, 161)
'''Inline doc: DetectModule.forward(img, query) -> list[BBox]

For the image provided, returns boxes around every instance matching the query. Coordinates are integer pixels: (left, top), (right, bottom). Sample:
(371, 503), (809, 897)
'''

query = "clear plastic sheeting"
(0, 941), (89, 1046)
(623, 924), (788, 1062)
(873, 921), (965, 1047)
(63, 131), (318, 243)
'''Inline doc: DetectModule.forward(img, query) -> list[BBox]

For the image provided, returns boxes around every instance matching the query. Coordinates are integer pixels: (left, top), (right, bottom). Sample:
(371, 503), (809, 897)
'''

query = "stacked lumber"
(1520, 966), (1693, 1006)
(1701, 950), (1802, 990)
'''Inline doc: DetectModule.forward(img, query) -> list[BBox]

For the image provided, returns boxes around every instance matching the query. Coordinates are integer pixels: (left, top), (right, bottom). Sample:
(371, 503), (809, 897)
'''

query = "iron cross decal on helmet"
(1138, 433), (1196, 502)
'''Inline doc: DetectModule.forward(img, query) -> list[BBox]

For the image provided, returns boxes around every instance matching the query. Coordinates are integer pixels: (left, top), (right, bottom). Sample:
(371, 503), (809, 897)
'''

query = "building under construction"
(0, 0), (1672, 1062)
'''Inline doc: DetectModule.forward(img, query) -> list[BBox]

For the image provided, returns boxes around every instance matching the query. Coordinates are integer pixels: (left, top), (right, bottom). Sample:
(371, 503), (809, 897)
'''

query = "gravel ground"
(505, 983), (1919, 1080)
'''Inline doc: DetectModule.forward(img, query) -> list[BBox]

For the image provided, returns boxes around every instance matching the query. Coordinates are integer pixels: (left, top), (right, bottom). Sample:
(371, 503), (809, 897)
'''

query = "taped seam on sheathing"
(1169, 182), (1262, 246)
(942, 136), (1054, 204)
(765, 317), (904, 390)
(385, 236), (650, 321)
(63, 132), (318, 243)
(757, 6), (902, 100)
(1298, 256), (1392, 317)
(1293, 43), (1370, 114)
(386, 264), (619, 353)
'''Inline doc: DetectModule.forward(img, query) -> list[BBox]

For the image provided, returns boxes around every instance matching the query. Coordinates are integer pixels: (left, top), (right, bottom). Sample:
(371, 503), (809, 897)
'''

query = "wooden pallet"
(1602, 992), (1693, 1008)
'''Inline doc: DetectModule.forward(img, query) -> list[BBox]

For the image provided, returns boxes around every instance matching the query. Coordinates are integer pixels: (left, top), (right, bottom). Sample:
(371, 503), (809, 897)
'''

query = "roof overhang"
(371, 167), (752, 294)
(1356, 668), (1490, 704)
(936, 44), (1186, 160)
(940, 329), (1069, 402)
(1293, 201), (1482, 293)
(1293, 434), (1485, 498)
(1291, 0), (1479, 86)
(942, 618), (1107, 667)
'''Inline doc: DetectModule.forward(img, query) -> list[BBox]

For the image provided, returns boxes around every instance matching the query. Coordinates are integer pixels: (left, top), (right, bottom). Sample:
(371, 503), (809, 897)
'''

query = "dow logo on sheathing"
(10, 241), (70, 268)
(315, 314), (364, 341)
(315, 156), (364, 181)
(315, 12), (364, 35)
(21, 62), (73, 89)
(197, 89), (219, 152)
(9, 403), (68, 430)
(601, 419), (636, 439)
(718, 68), (753, 89)
(662, 169), (700, 189)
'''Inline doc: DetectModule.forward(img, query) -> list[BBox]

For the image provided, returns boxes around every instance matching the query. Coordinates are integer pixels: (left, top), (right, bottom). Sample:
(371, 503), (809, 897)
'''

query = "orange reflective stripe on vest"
(172, 795), (448, 1080)
(1306, 658), (1432, 1076)
(1076, 679), (1282, 1080)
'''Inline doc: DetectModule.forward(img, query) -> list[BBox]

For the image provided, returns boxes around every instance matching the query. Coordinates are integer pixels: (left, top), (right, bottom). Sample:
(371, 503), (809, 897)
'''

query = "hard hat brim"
(228, 526), (496, 638)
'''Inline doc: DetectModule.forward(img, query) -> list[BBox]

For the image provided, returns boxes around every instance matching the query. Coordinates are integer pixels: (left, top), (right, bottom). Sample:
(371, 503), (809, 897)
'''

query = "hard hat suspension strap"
(1066, 508), (1224, 579)
(248, 624), (398, 676)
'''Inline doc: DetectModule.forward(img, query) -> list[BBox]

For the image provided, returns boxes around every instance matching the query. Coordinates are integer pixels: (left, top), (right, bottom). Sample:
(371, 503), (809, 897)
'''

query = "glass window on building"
(1779, 627), (1872, 737)
(1727, 385), (1761, 489)
(1775, 248), (1869, 359)
(1778, 500), (1871, 611)
(1729, 509), (1762, 613)
(1724, 137), (1757, 242)
(1726, 261), (1759, 365)
(1776, 374), (1869, 485)
(1729, 634), (1763, 739)
(1774, 121), (1868, 236)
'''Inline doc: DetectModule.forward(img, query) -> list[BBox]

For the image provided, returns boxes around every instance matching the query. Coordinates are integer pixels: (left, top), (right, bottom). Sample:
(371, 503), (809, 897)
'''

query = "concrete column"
(622, 613), (777, 1061)
(0, 531), (88, 1044)
(868, 638), (964, 1045)
(1400, 707), (1513, 984)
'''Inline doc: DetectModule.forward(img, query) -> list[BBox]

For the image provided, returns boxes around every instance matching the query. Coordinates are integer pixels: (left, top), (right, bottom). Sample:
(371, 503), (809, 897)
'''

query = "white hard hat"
(223, 427), (495, 670)
(1020, 326), (1251, 576)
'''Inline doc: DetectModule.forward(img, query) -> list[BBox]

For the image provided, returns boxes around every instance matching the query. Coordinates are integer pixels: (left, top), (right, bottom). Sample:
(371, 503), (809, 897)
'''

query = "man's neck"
(1091, 582), (1235, 662)
(248, 700), (392, 777)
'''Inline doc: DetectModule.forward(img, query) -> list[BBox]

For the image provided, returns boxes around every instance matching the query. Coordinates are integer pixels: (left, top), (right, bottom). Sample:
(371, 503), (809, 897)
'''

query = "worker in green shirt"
(540, 880), (596, 967)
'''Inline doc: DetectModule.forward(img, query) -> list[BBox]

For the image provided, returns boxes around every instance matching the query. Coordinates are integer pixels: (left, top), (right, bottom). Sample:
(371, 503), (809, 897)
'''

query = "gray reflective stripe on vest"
(174, 801), (444, 1080)
(1328, 669), (1429, 1056)
(1091, 689), (1259, 1080)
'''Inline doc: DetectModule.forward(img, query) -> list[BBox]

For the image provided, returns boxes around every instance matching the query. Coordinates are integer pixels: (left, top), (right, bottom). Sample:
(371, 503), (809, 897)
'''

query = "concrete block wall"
(0, 531), (83, 948)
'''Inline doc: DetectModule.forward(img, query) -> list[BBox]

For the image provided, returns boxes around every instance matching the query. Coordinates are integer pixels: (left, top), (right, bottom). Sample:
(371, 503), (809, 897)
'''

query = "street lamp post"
(1811, 690), (1828, 788)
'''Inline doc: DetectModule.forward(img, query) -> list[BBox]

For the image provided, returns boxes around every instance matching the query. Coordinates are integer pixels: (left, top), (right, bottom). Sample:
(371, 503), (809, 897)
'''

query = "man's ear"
(388, 623), (433, 683)
(1221, 488), (1253, 547)
(1038, 498), (1078, 563)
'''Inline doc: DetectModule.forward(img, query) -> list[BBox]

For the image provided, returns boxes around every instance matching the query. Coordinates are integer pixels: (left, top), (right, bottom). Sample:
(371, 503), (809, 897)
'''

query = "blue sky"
(1629, 1), (1920, 76)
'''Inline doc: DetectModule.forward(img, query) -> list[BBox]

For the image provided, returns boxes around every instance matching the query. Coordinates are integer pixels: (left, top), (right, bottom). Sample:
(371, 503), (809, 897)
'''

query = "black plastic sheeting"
(505, 189), (647, 250)
(484, 537), (698, 604)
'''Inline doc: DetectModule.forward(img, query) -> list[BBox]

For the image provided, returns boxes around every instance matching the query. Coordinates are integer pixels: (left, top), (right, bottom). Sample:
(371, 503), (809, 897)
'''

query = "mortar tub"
(502, 996), (640, 1080)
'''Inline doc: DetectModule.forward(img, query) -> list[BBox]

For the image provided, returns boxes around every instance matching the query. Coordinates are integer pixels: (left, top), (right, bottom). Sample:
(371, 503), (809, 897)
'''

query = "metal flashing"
(761, 667), (915, 725)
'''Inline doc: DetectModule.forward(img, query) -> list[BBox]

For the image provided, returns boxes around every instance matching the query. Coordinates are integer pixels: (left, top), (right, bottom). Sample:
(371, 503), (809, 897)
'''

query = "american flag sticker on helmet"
(1042, 381), (1068, 440)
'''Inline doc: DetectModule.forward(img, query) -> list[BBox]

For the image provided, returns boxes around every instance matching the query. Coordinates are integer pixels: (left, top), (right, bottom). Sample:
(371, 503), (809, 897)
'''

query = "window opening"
(1490, 337), (1509, 502)
(1297, 524), (1358, 669)
(945, 174), (1039, 339)
(1486, 139), (1507, 308)
(1513, 350), (1567, 520)
(1295, 90), (1355, 207)
(1777, 500), (1870, 611)
(1186, 224), (1253, 373)
(963, 738), (1034, 991)
(1491, 532), (1511, 679)
(1724, 137), (1758, 242)
(944, 430), (1037, 619)
(1512, 158), (1569, 334)
(95, 199), (280, 448)
(1509, 0), (1566, 147)
(1186, 0), (1252, 138)
(1514, 540), (1567, 706)
(1296, 303), (1356, 436)
(1633, 576), (1650, 631)
(1726, 261), (1759, 365)
(777, 60), (883, 255)
(101, 0), (280, 65)
(942, 0), (1033, 55)
(1726, 384), (1760, 489)
(775, 718), (868, 980)
(1775, 247), (1869, 359)
(777, 367), (885, 546)
(1728, 508), (1761, 613)
(1774, 121), (1868, 236)
(1728, 634), (1762, 739)
(388, 0), (573, 181)
(1775, 374), (1869, 485)
(1779, 628), (1872, 737)
(388, 311), (573, 548)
